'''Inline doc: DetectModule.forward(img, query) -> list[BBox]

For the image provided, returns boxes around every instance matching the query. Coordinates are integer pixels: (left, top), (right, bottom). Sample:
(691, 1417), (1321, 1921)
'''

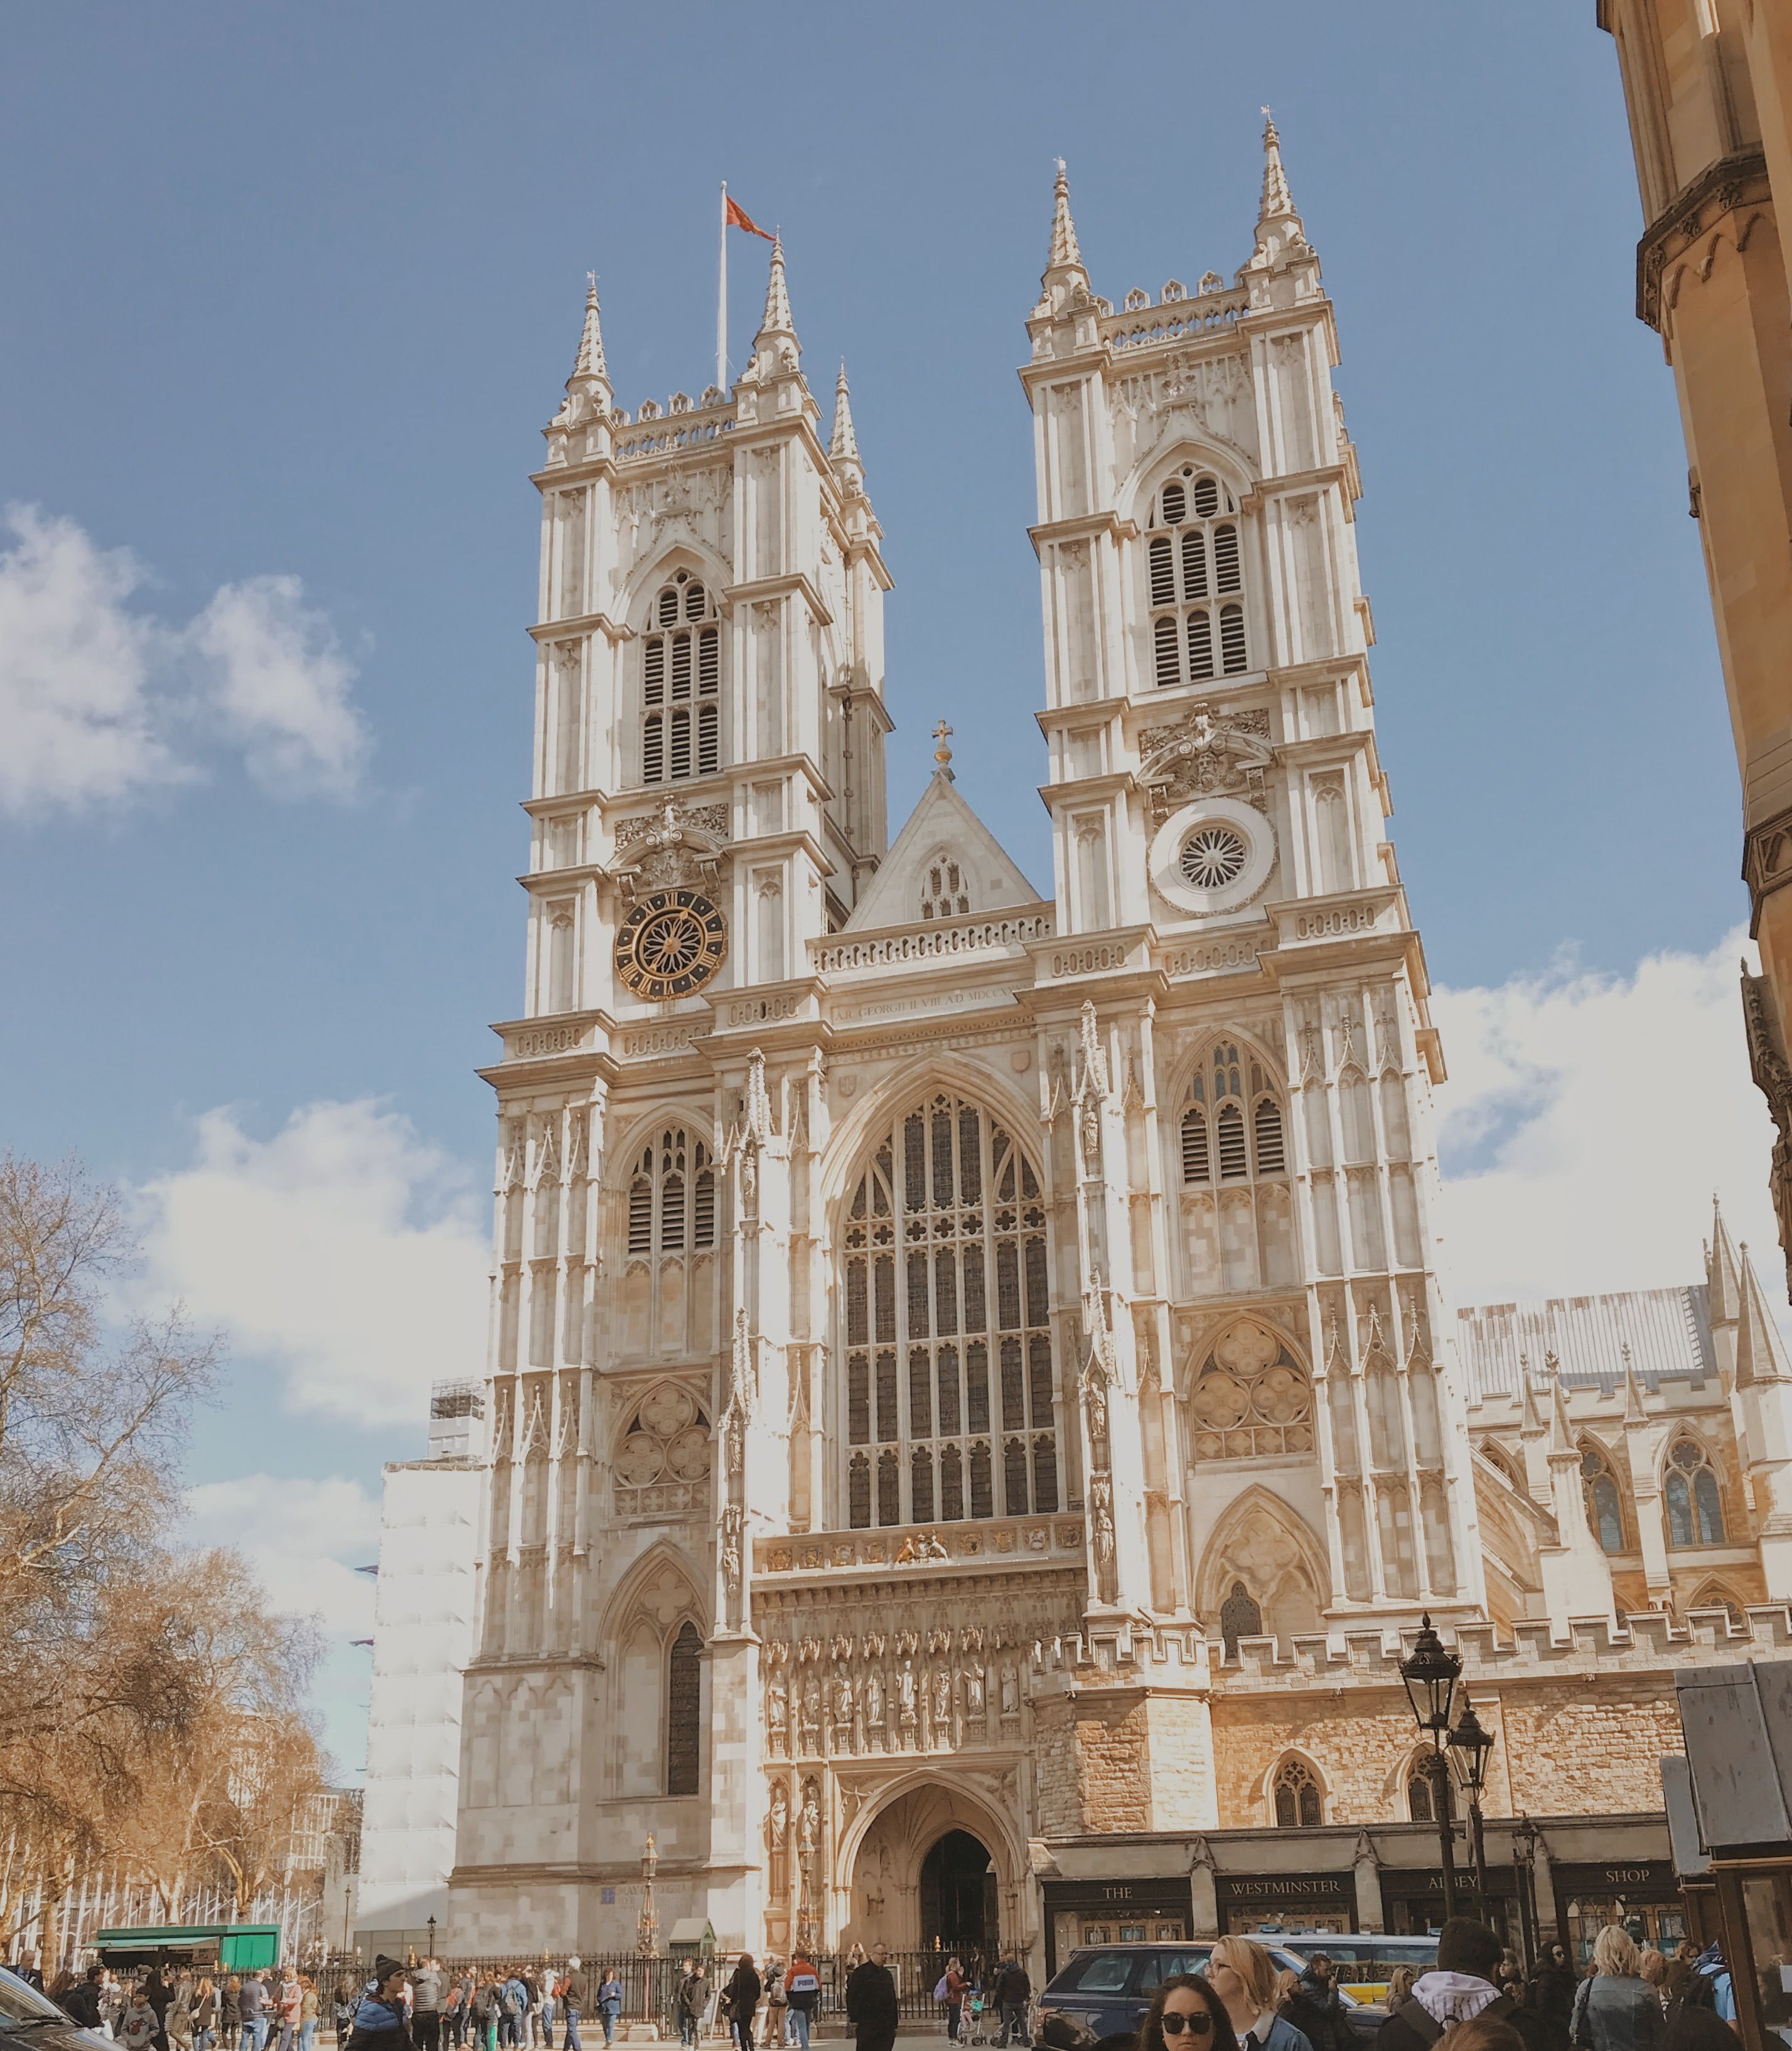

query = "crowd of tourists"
(1128, 1921), (1743, 2051)
(9, 1920), (1749, 2051)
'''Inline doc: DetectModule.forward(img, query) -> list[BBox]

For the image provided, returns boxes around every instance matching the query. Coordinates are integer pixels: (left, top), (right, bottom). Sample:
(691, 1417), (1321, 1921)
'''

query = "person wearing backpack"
(674, 1966), (707, 2051)
(760, 1963), (786, 2050)
(561, 1963), (587, 2051)
(500, 1976), (529, 2051)
(940, 1961), (968, 2047)
(1376, 1919), (1557, 2051)
(783, 1959), (818, 2051)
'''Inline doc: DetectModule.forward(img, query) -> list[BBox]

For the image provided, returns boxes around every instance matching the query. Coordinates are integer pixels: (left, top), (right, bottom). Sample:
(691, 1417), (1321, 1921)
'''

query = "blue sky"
(0, 4), (1768, 1771)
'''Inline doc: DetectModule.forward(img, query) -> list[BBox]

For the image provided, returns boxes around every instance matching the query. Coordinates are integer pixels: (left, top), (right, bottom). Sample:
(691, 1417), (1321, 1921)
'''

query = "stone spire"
(758, 234), (796, 343)
(1245, 109), (1312, 276)
(1709, 1194), (1744, 1327)
(1260, 109), (1296, 223)
(1047, 158), (1084, 275)
(572, 272), (608, 385)
(1735, 1242), (1792, 1386)
(830, 361), (861, 478)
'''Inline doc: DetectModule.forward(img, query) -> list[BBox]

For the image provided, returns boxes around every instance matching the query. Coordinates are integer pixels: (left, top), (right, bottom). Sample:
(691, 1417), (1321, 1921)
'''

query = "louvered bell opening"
(643, 714), (664, 784)
(1181, 1106), (1210, 1184)
(1213, 523), (1242, 593)
(1220, 604), (1248, 674)
(693, 1167), (716, 1248)
(697, 625), (719, 693)
(643, 638), (665, 707)
(1182, 528), (1208, 599)
(1253, 1098), (1286, 1175)
(1154, 614), (1181, 687)
(1193, 475), (1220, 519)
(670, 631), (692, 701)
(684, 581), (707, 622)
(1216, 1102), (1248, 1180)
(627, 1177), (653, 1253)
(657, 586), (679, 628)
(697, 701), (719, 775)
(669, 707), (692, 779)
(1160, 479), (1187, 526)
(1188, 611), (1214, 680)
(1149, 535), (1176, 608)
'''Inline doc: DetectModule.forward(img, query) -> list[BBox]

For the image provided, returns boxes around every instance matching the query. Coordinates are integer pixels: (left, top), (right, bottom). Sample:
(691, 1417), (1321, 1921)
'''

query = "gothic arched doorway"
(920, 1829), (996, 1954)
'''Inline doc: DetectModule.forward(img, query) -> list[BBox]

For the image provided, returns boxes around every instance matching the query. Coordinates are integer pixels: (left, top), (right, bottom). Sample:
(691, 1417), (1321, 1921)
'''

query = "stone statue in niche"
(897, 1659), (918, 1744)
(767, 1681), (789, 1753)
(770, 1781), (788, 1841)
(999, 1663), (1020, 1718)
(799, 1672), (821, 1755)
(862, 1667), (884, 1741)
(832, 1668), (855, 1750)
(963, 1663), (985, 1725)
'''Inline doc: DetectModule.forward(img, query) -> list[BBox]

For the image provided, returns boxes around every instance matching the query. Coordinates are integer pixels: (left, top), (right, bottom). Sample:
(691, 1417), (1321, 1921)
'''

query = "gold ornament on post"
(636, 1833), (660, 1957)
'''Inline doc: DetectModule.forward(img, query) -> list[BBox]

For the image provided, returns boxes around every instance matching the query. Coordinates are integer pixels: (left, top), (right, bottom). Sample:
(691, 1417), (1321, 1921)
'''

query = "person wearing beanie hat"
(346, 1963), (414, 2051)
(1376, 1921), (1553, 2051)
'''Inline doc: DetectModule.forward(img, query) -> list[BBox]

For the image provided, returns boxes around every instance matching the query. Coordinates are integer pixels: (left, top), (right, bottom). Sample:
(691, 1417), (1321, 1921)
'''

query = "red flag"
(725, 196), (774, 240)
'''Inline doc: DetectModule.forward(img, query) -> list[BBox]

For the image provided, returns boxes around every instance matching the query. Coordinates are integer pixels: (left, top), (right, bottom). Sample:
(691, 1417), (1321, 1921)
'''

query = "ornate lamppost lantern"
(1399, 1612), (1462, 1920)
(1448, 1703), (1497, 1915)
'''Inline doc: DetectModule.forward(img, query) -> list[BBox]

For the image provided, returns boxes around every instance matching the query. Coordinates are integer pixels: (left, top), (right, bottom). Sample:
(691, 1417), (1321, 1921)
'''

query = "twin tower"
(416, 125), (1500, 1960)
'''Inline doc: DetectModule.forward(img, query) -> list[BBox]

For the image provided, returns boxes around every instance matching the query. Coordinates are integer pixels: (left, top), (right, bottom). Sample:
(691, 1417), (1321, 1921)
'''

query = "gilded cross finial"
(932, 720), (954, 768)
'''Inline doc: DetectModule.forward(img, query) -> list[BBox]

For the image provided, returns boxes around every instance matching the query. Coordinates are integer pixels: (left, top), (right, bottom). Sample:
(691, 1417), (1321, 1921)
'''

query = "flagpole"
(705, 186), (717, 394)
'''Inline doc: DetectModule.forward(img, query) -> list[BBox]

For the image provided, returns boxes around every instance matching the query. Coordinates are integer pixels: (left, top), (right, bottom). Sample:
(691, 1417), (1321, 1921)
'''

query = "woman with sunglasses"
(1137, 1976), (1239, 2051)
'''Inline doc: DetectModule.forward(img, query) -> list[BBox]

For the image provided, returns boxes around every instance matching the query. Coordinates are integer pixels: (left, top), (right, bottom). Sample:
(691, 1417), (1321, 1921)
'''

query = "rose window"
(1180, 825), (1248, 889)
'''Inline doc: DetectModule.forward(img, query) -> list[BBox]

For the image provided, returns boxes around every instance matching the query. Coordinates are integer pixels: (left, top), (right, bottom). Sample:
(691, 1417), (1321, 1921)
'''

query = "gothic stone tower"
(449, 128), (1485, 1960)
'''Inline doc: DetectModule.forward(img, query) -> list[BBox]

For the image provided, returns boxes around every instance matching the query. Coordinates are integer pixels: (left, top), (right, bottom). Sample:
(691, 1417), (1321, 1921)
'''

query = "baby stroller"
(966, 1996), (991, 2048)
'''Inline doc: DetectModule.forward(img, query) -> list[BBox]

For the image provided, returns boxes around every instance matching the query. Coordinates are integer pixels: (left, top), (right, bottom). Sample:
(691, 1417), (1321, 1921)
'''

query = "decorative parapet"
(754, 1515), (1085, 1582)
(814, 911), (1054, 974)
(1103, 284), (1249, 351)
(1636, 147), (1771, 333)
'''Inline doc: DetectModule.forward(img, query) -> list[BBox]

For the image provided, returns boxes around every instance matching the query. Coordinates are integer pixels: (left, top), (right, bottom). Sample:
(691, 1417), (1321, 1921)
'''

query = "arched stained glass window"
(1272, 1756), (1323, 1828)
(1665, 1439), (1725, 1546)
(841, 1095), (1056, 1528)
(666, 1620), (703, 1796)
(1407, 1756), (1453, 1824)
(1580, 1443), (1625, 1554)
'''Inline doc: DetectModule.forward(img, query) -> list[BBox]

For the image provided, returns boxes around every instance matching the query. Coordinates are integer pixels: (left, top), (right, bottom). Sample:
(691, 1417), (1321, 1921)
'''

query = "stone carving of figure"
(800, 1672), (822, 1752)
(963, 1664), (985, 1721)
(1090, 1474), (1116, 1568)
(999, 1663), (1020, 1718)
(898, 1658), (918, 1740)
(832, 1668), (855, 1745)
(863, 1667), (884, 1737)
(797, 1780), (821, 1860)
(770, 1782), (788, 1840)
(767, 1681), (789, 1750)
(930, 1664), (952, 1731)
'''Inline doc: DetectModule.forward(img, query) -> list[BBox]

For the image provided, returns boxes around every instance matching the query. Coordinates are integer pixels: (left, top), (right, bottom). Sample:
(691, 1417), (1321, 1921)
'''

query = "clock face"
(614, 888), (727, 1002)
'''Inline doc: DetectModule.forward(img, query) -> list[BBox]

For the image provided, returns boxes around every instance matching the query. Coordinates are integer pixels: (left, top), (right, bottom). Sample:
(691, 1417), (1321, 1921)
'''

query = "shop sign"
(1216, 1874), (1356, 1904)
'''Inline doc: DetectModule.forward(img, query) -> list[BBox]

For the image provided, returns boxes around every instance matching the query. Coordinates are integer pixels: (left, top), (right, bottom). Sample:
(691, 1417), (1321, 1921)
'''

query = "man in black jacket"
(63, 1968), (105, 2030)
(845, 1944), (899, 2051)
(994, 1961), (1031, 2049)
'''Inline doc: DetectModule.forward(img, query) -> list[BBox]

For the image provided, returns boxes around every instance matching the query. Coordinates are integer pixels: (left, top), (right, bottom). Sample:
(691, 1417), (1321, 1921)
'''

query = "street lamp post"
(426, 1916), (437, 1960)
(637, 1834), (660, 1959)
(1511, 1816), (1542, 1971)
(1447, 1705), (1496, 1917)
(1399, 1613), (1462, 1923)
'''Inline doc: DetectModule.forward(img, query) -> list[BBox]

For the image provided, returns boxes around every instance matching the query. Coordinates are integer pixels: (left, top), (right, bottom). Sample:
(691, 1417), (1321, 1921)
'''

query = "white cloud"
(139, 1100), (488, 1425)
(0, 503), (370, 819)
(185, 1474), (381, 1637)
(1432, 925), (1788, 1322)
(190, 575), (368, 798)
(0, 506), (186, 815)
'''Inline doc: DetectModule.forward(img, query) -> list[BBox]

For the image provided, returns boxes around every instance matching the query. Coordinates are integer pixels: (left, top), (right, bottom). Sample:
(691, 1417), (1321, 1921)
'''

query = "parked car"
(1037, 1941), (1372, 2051)
(0, 1965), (109, 2051)
(1267, 1935), (1439, 2008)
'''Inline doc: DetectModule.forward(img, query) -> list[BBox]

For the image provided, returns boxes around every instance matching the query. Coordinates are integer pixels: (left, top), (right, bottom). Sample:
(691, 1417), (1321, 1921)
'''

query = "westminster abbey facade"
(355, 126), (1792, 1973)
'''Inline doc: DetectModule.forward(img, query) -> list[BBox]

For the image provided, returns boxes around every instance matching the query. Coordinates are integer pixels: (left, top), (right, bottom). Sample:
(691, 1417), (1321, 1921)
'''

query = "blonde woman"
(1205, 1939), (1313, 2051)
(1383, 1969), (1416, 2016)
(1570, 1927), (1663, 2051)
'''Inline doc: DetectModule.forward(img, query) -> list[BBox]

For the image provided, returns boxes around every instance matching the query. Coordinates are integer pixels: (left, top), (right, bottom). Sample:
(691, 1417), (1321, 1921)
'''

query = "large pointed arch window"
(641, 570), (721, 786)
(1146, 470), (1249, 688)
(842, 1095), (1058, 1529)
(1665, 1439), (1725, 1547)
(665, 1620), (704, 1795)
(1272, 1756), (1323, 1828)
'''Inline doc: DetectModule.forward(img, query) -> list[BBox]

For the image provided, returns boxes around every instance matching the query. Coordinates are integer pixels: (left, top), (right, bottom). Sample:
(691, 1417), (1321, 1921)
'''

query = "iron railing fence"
(319, 1953), (995, 2030)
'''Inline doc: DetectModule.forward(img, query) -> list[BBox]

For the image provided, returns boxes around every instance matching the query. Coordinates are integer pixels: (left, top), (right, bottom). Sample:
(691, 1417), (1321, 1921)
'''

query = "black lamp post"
(1447, 1704), (1496, 1916)
(1511, 1815), (1541, 1971)
(1399, 1612), (1462, 1922)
